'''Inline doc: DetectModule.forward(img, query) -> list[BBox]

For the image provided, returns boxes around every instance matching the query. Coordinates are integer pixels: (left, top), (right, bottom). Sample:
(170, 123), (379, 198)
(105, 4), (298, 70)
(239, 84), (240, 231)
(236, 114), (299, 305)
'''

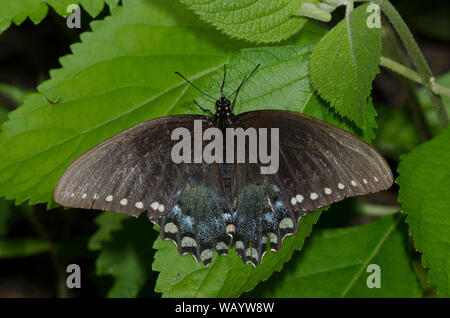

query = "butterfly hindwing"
(157, 163), (233, 265)
(232, 163), (299, 266)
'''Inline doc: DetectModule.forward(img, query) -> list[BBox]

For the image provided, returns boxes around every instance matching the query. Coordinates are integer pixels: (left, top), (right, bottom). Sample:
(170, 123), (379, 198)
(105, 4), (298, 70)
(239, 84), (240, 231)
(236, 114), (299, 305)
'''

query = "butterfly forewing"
(55, 115), (207, 218)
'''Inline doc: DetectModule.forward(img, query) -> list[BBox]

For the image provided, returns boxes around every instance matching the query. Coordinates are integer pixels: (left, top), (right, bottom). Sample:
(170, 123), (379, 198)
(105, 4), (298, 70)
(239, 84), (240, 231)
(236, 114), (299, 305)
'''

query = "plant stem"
(379, 57), (421, 84)
(355, 0), (448, 129)
(381, 22), (432, 141)
(380, 57), (450, 98)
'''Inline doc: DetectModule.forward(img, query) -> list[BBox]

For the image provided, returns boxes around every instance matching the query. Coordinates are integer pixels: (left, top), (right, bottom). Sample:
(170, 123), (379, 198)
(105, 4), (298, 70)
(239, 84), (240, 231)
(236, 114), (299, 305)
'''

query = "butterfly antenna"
(175, 72), (216, 101)
(221, 65), (227, 98)
(229, 63), (261, 99)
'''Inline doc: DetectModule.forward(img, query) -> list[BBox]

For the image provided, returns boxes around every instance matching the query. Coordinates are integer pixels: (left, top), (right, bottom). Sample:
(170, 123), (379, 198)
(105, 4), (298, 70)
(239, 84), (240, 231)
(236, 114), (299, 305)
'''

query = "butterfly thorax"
(213, 97), (235, 130)
(211, 97), (236, 201)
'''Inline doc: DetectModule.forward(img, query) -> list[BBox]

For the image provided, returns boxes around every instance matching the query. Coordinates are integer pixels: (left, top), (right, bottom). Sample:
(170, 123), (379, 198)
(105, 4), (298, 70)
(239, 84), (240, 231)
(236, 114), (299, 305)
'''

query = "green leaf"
(397, 126), (450, 297)
(303, 94), (378, 143)
(196, 44), (375, 141)
(92, 212), (157, 297)
(253, 214), (422, 297)
(0, 0), (120, 34)
(310, 3), (382, 128)
(179, 0), (317, 44)
(0, 0), (246, 207)
(0, 107), (8, 126)
(0, 83), (27, 107)
(153, 210), (321, 297)
(197, 44), (321, 114)
(0, 237), (50, 258)
(88, 211), (128, 251)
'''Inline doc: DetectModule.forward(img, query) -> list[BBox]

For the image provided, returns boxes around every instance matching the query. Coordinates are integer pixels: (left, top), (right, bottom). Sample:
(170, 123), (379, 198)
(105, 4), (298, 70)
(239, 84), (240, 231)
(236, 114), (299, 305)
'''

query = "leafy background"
(0, 0), (448, 297)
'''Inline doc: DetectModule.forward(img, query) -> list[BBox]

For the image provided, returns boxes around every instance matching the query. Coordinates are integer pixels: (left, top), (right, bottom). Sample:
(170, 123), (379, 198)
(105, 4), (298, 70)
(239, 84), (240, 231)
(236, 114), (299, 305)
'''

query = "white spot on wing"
(295, 194), (304, 203)
(135, 201), (144, 209)
(200, 249), (213, 261)
(374, 176), (379, 182)
(164, 222), (178, 234)
(245, 247), (258, 261)
(338, 183), (345, 189)
(236, 241), (244, 250)
(106, 195), (113, 202)
(351, 180), (357, 187)
(363, 178), (368, 184)
(291, 197), (297, 205)
(150, 202), (159, 210)
(82, 193), (87, 199)
(120, 198), (128, 206)
(158, 204), (165, 212)
(280, 217), (294, 229)
(181, 236), (197, 248)
(216, 242), (228, 250)
(269, 233), (278, 244)
(324, 187), (332, 195)
(310, 192), (319, 200)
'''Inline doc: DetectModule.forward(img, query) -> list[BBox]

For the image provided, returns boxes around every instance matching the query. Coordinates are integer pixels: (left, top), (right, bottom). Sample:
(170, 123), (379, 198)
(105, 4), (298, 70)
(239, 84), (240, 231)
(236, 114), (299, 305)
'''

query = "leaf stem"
(355, 0), (448, 129)
(381, 22), (432, 141)
(380, 57), (450, 99)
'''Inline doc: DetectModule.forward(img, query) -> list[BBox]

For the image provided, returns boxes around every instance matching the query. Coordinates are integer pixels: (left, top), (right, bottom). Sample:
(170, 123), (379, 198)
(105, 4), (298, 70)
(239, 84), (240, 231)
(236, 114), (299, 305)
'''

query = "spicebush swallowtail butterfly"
(55, 65), (393, 266)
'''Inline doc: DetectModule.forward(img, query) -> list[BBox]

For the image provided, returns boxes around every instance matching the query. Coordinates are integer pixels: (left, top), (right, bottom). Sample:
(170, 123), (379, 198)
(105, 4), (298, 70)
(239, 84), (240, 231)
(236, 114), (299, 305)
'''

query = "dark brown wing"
(55, 115), (210, 219)
(54, 115), (236, 265)
(230, 110), (393, 265)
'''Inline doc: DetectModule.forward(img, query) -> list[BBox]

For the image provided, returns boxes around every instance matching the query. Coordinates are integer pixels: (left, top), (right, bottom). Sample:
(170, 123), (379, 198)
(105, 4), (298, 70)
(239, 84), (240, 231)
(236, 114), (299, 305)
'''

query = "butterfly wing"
(231, 110), (393, 265)
(55, 115), (237, 264)
(55, 115), (207, 217)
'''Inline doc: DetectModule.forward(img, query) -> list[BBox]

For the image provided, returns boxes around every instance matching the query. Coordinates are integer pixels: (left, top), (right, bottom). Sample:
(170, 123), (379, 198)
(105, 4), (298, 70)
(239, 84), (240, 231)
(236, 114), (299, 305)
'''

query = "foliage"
(397, 126), (450, 297)
(89, 213), (158, 297)
(253, 214), (422, 297)
(0, 0), (448, 298)
(0, 0), (120, 34)
(179, 0), (316, 44)
(310, 3), (382, 129)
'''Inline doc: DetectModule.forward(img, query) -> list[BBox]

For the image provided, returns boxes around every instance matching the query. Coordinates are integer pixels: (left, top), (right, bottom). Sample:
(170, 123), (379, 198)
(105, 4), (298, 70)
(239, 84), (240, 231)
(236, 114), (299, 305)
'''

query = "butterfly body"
(55, 67), (393, 266)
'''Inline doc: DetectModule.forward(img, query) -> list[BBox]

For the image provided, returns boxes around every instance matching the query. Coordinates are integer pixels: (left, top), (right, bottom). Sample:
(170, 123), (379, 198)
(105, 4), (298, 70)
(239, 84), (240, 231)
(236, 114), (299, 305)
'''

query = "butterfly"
(54, 65), (393, 266)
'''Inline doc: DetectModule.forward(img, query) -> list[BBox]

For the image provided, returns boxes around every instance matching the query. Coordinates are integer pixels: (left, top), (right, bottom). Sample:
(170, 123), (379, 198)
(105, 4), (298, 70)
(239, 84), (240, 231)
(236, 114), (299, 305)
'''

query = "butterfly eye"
(215, 100), (220, 107)
(225, 100), (231, 107)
